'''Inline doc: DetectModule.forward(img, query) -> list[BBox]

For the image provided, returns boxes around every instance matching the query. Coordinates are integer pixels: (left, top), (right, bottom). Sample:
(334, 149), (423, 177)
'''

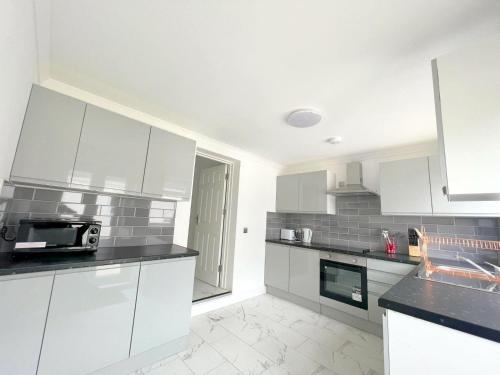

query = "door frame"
(192, 148), (240, 291)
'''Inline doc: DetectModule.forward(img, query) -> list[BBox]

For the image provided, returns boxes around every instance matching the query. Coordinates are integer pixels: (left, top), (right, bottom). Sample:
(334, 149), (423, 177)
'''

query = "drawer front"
(367, 269), (404, 285)
(368, 281), (392, 296)
(367, 258), (416, 275)
(320, 252), (367, 267)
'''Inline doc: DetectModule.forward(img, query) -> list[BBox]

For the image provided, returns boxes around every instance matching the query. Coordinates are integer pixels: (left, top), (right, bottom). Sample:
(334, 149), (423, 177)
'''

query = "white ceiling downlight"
(286, 109), (322, 128)
(326, 136), (343, 144)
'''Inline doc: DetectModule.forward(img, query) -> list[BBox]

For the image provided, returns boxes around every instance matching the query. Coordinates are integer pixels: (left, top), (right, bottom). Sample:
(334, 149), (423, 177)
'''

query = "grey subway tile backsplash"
(13, 187), (35, 200)
(266, 195), (500, 260)
(0, 183), (177, 251)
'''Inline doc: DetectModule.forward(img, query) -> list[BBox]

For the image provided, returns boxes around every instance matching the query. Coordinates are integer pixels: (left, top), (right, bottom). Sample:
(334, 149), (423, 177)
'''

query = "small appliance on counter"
(280, 228), (296, 241)
(11, 218), (101, 253)
(295, 228), (313, 243)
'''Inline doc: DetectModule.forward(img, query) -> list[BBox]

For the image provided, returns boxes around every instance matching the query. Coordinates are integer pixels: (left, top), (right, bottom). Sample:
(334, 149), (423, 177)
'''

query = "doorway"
(188, 154), (232, 302)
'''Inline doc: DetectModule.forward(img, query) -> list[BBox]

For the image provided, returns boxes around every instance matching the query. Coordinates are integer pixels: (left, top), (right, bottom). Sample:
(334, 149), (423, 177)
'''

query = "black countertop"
(379, 271), (500, 343)
(0, 244), (199, 276)
(265, 239), (421, 265)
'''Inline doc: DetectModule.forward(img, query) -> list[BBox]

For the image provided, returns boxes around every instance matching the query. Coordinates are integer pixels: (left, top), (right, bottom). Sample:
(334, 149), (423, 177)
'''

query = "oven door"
(320, 258), (368, 310)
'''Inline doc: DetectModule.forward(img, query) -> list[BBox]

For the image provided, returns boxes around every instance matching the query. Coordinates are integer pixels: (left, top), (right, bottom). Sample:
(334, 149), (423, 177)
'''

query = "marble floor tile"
(252, 336), (322, 375)
(146, 357), (194, 375)
(135, 294), (383, 375)
(191, 314), (232, 344)
(205, 361), (242, 375)
(211, 334), (274, 375)
(178, 332), (226, 375)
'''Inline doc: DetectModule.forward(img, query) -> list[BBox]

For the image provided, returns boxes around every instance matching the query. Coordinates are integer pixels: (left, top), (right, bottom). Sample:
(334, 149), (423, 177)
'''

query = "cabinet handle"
(442, 186), (448, 196)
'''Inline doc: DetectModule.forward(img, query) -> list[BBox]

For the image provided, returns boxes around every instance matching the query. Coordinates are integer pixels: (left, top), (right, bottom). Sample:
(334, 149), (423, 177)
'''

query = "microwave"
(14, 219), (101, 253)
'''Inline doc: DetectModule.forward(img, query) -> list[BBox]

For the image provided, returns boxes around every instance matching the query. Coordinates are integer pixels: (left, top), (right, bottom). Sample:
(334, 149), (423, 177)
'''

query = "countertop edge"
(0, 245), (199, 277)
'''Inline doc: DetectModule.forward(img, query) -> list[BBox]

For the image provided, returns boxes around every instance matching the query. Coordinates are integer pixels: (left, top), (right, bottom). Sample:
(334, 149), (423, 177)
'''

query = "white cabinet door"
(379, 157), (433, 215)
(0, 272), (53, 375)
(264, 243), (290, 291)
(289, 246), (319, 301)
(299, 171), (327, 213)
(276, 174), (300, 212)
(142, 127), (196, 200)
(71, 105), (150, 195)
(429, 155), (500, 216)
(433, 43), (500, 201)
(130, 258), (195, 355)
(11, 85), (85, 187)
(37, 264), (140, 375)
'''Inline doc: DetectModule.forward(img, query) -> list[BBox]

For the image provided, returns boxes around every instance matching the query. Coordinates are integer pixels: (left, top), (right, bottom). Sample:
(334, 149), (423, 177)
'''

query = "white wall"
(282, 142), (438, 194)
(0, 0), (39, 184)
(40, 79), (281, 313)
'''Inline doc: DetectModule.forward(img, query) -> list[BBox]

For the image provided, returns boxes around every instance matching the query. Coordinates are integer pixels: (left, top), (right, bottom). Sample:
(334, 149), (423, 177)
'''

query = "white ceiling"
(45, 0), (500, 164)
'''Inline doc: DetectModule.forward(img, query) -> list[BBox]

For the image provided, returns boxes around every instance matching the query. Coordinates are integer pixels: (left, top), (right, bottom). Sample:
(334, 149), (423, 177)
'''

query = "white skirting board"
(89, 335), (188, 375)
(191, 286), (266, 316)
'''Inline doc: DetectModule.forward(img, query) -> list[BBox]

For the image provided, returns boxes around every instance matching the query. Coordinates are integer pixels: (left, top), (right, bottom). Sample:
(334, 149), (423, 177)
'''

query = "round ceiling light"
(286, 109), (322, 128)
(326, 136), (343, 144)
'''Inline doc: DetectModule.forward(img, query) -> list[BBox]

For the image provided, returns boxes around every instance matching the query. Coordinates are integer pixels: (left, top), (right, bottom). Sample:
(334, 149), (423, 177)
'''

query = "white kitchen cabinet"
(429, 155), (500, 216)
(130, 258), (195, 355)
(289, 246), (319, 302)
(264, 242), (290, 291)
(0, 272), (53, 375)
(379, 157), (433, 215)
(432, 42), (500, 201)
(385, 310), (500, 375)
(142, 127), (196, 200)
(37, 264), (140, 375)
(276, 171), (335, 213)
(71, 105), (150, 195)
(11, 85), (86, 187)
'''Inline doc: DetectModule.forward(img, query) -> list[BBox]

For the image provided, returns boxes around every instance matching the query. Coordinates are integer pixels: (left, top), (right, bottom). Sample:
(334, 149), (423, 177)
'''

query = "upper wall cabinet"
(276, 170), (335, 214)
(276, 174), (300, 212)
(142, 127), (196, 200)
(379, 157), (433, 215)
(10, 85), (86, 187)
(432, 42), (500, 201)
(11, 85), (197, 200)
(71, 105), (150, 195)
(380, 156), (500, 216)
(428, 155), (500, 216)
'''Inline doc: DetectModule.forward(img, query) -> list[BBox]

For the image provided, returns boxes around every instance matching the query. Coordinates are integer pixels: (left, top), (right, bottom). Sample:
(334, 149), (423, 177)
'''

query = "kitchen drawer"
(367, 269), (404, 285)
(368, 281), (392, 296)
(320, 252), (367, 267)
(367, 258), (416, 275)
(368, 292), (385, 325)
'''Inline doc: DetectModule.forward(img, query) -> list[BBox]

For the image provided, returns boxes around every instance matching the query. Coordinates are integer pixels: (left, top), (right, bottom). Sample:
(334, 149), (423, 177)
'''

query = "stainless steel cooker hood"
(328, 162), (378, 196)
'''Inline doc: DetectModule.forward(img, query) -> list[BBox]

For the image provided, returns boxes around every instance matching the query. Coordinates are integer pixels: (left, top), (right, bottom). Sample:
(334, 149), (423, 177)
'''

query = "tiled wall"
(0, 183), (176, 251)
(267, 195), (500, 261)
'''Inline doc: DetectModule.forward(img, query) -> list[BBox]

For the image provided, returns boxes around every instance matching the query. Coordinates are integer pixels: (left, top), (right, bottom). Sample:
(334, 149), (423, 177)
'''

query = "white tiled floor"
(132, 294), (383, 375)
(193, 278), (230, 302)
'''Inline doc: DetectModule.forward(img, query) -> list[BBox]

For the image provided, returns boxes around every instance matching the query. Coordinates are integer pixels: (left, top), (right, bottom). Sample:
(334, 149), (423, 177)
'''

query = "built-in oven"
(320, 252), (368, 310)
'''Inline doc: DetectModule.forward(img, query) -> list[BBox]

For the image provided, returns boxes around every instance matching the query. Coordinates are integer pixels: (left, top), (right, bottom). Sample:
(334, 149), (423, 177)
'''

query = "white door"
(193, 164), (227, 286)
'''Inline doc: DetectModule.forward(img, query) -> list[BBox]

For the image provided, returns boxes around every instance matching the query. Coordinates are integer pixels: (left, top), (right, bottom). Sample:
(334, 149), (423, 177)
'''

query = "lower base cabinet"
(130, 258), (195, 355)
(289, 247), (319, 302)
(264, 243), (290, 291)
(37, 264), (140, 375)
(0, 273), (53, 375)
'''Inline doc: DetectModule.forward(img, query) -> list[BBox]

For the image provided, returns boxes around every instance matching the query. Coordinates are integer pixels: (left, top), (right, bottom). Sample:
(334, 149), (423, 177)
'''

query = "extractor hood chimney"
(328, 162), (378, 196)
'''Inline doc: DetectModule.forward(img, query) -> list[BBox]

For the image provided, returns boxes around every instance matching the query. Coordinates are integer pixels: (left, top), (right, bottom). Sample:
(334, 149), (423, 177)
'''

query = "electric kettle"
(302, 228), (312, 243)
